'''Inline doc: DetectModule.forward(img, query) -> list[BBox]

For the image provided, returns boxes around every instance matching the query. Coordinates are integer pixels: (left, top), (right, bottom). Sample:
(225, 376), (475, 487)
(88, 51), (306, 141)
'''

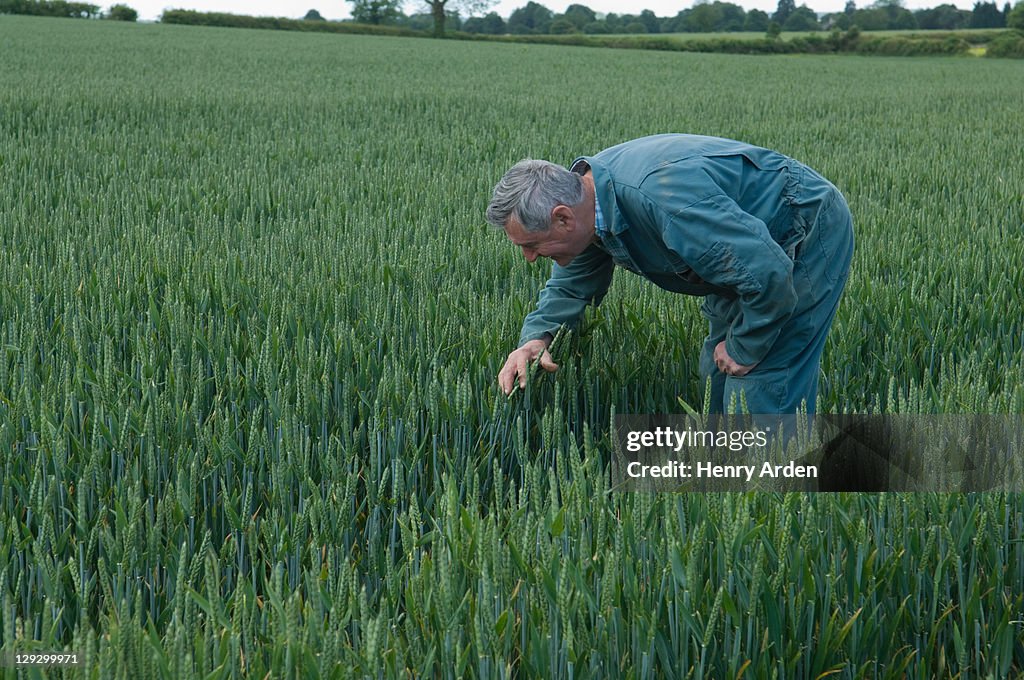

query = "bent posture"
(487, 134), (854, 414)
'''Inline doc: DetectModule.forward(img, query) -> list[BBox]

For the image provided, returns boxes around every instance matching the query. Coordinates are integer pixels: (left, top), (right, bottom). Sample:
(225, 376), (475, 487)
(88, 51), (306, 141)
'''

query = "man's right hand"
(498, 338), (558, 395)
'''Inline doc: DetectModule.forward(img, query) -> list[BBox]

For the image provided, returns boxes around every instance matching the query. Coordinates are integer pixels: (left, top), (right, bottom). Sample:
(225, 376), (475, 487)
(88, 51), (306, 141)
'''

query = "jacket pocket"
(800, 189), (853, 285)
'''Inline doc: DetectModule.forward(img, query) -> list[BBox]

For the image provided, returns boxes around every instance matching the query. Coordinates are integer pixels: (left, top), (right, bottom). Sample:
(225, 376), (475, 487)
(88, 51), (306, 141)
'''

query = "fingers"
(713, 340), (755, 377)
(730, 363), (754, 378)
(722, 361), (756, 377)
(498, 354), (525, 395)
(498, 348), (559, 395)
(498, 350), (530, 395)
(713, 341), (731, 374)
(538, 350), (559, 373)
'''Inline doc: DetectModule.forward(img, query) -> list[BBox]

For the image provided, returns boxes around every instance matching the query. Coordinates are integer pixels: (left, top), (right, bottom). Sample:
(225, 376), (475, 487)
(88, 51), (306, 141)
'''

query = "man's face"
(504, 206), (589, 267)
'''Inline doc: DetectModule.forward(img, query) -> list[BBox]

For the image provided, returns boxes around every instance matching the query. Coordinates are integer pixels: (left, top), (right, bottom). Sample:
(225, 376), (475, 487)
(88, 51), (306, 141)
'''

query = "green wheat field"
(1, 13), (1023, 678)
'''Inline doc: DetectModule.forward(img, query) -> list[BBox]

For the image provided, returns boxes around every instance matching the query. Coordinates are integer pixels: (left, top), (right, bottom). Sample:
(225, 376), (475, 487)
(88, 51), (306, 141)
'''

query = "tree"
(9, 1), (101, 18)
(1009, 0), (1024, 28)
(617, 12), (641, 29)
(639, 8), (660, 32)
(462, 10), (504, 32)
(562, 3), (595, 29)
(744, 8), (770, 30)
(766, 19), (782, 36)
(397, 11), (428, 28)
(687, 1), (721, 32)
(868, 0), (916, 28)
(507, 1), (553, 33)
(347, 0), (402, 24)
(549, 16), (577, 32)
(105, 2), (136, 19)
(783, 5), (819, 30)
(773, 0), (796, 25)
(914, 3), (970, 28)
(662, 9), (687, 31)
(844, 0), (856, 14)
(851, 5), (890, 29)
(304, 8), (325, 19)
(830, 11), (851, 28)
(970, 0), (1005, 26)
(422, 0), (492, 35)
(715, 2), (747, 30)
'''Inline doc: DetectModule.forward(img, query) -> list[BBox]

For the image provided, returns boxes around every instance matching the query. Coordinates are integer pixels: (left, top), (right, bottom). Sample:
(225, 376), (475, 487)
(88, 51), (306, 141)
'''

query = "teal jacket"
(518, 134), (838, 366)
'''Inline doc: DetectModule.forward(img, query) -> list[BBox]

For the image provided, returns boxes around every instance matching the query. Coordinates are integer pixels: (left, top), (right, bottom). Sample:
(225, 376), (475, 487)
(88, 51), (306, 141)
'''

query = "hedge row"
(984, 30), (1024, 57)
(159, 9), (425, 38)
(469, 30), (975, 57)
(855, 35), (972, 55)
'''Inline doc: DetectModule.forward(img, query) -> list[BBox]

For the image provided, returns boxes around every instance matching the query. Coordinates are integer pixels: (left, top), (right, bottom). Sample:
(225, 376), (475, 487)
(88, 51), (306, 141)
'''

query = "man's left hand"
(714, 341), (756, 377)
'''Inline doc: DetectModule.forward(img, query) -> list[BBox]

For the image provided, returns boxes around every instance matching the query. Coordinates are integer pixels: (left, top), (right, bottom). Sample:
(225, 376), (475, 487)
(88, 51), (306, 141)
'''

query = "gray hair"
(486, 159), (584, 233)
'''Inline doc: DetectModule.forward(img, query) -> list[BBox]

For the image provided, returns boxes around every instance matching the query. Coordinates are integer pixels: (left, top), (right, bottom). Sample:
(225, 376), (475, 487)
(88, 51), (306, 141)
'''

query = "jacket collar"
(573, 155), (628, 238)
(572, 155), (642, 273)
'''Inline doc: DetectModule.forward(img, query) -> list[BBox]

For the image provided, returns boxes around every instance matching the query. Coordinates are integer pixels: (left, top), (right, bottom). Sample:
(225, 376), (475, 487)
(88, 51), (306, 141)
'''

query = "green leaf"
(549, 508), (565, 537)
(495, 610), (509, 637)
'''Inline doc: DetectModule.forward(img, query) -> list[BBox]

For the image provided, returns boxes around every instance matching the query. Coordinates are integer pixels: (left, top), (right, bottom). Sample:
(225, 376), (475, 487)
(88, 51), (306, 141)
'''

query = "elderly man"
(487, 134), (854, 415)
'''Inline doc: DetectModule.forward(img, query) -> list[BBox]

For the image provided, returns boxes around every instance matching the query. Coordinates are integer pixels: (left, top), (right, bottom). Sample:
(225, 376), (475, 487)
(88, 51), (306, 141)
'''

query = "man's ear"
(551, 205), (575, 231)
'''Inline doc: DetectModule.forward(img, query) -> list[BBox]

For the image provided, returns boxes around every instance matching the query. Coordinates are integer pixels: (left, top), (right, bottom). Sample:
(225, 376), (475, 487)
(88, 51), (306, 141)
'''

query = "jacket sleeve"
(653, 192), (797, 366)
(518, 243), (615, 346)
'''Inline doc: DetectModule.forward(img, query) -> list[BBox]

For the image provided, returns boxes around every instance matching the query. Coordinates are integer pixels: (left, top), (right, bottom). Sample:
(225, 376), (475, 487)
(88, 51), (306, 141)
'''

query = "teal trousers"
(699, 189), (854, 415)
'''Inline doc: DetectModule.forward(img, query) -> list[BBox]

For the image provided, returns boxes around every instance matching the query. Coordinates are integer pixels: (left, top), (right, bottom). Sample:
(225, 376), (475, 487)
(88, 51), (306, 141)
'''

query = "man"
(487, 134), (854, 415)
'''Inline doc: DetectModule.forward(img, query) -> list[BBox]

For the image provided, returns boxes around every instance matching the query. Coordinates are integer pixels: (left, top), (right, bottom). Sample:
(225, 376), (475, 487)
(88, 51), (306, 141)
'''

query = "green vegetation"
(159, 9), (425, 37)
(1, 15), (1023, 678)
(473, 0), (1009, 34)
(0, 0), (141, 19)
(155, 10), (1020, 58)
(488, 27), (977, 55)
(104, 3), (135, 21)
(1011, 0), (1024, 28)
(985, 28), (1024, 55)
(0, 0), (99, 18)
(616, 27), (1007, 41)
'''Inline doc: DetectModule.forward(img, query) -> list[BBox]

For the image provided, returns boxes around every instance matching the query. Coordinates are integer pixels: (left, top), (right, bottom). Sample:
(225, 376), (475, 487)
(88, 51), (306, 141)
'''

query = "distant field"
(1, 14), (1023, 678)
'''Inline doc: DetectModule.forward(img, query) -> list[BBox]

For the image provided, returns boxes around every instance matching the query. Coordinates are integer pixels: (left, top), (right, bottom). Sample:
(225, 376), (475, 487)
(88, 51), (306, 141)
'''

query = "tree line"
(0, 0), (136, 18)
(347, 0), (1022, 35)
(3, 0), (1022, 37)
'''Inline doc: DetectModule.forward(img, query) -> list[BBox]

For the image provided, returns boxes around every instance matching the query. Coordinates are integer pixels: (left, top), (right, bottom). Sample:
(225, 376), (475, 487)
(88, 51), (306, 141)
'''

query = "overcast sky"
(130, 0), (978, 23)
